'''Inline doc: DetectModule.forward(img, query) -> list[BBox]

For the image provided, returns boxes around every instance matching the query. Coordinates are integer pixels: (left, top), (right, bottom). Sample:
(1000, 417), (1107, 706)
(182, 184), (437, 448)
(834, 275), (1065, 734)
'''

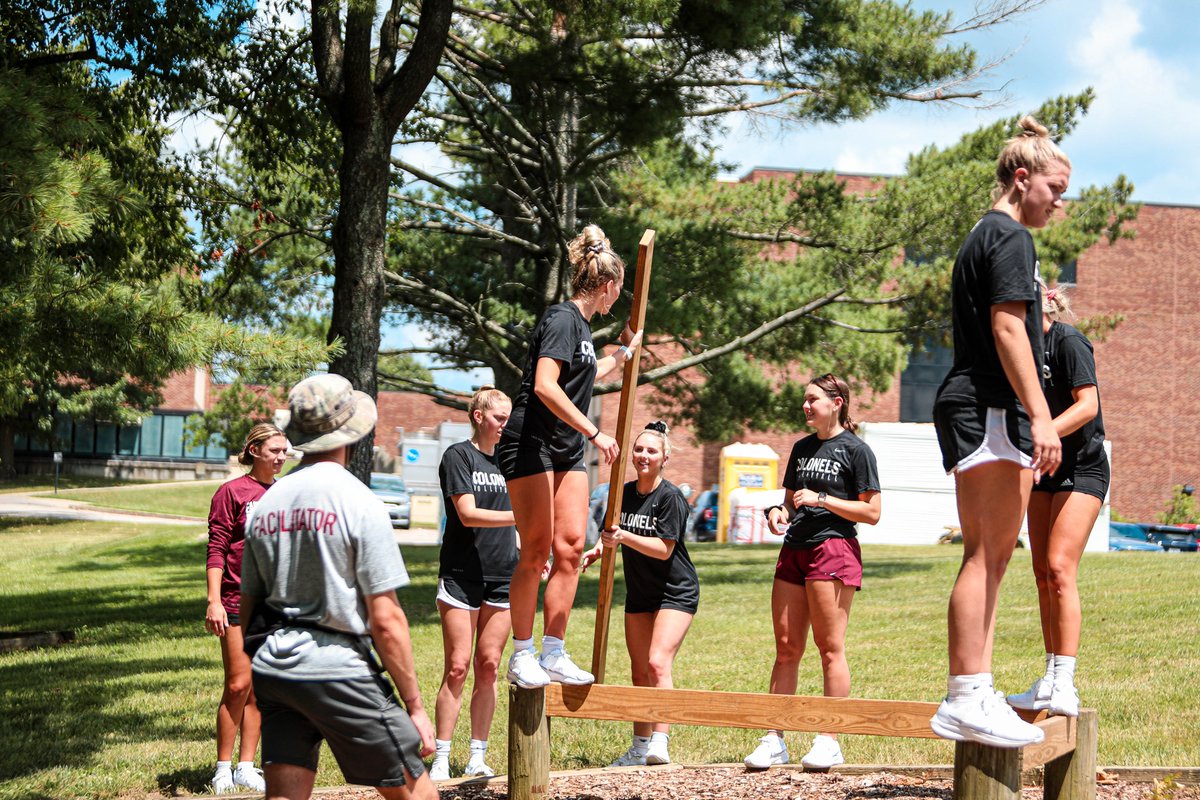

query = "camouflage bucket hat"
(284, 374), (377, 453)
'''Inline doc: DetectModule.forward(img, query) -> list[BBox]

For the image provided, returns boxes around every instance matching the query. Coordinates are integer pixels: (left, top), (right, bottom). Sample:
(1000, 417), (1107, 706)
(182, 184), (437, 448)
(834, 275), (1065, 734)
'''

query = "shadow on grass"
(156, 764), (215, 796)
(0, 517), (80, 531)
(0, 653), (211, 784)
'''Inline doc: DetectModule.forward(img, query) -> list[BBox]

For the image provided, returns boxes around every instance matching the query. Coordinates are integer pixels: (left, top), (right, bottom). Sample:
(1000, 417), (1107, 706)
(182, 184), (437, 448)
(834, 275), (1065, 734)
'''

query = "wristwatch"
(817, 491), (827, 508)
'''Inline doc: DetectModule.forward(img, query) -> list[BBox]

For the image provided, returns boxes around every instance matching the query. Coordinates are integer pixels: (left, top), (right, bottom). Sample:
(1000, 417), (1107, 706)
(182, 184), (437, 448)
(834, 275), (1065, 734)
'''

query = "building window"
(899, 341), (954, 423)
(14, 412), (226, 462)
(1057, 259), (1077, 285)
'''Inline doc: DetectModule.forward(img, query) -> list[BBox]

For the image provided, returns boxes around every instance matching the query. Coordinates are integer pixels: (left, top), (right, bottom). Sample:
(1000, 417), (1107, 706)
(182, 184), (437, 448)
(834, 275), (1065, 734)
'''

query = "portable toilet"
(717, 443), (780, 543)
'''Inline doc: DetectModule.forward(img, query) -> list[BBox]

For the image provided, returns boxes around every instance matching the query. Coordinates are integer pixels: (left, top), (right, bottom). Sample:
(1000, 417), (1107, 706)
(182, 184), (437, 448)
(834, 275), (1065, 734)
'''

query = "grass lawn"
(44, 482), (220, 519)
(1, 520), (1197, 799)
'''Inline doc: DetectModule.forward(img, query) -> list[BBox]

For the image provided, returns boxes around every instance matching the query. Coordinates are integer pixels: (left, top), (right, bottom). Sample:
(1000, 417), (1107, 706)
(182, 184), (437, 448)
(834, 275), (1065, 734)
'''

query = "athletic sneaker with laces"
(232, 763), (265, 793)
(800, 734), (844, 769)
(507, 647), (551, 688)
(645, 737), (670, 765)
(428, 757), (451, 781)
(931, 690), (1045, 748)
(538, 648), (594, 685)
(743, 734), (789, 769)
(610, 745), (648, 767)
(464, 758), (495, 777)
(1006, 676), (1052, 711)
(1048, 682), (1080, 717)
(211, 768), (236, 795)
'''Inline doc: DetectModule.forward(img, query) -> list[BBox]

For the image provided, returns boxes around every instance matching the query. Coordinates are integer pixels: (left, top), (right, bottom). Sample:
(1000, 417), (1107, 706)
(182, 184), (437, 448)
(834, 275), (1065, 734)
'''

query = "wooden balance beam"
(508, 684), (1097, 800)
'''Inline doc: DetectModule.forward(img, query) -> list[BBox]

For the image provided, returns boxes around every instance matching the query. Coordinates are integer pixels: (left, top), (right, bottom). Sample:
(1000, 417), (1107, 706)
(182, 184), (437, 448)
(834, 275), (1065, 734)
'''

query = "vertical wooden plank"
(590, 229), (655, 682)
(953, 741), (1023, 800)
(508, 685), (550, 800)
(1044, 711), (1097, 800)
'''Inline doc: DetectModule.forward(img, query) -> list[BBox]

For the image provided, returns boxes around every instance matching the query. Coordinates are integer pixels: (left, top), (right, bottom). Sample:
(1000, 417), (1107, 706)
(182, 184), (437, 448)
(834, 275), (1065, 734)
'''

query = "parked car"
(370, 472), (411, 529)
(688, 488), (719, 542)
(1142, 524), (1199, 552)
(586, 483), (610, 547)
(1108, 521), (1163, 552)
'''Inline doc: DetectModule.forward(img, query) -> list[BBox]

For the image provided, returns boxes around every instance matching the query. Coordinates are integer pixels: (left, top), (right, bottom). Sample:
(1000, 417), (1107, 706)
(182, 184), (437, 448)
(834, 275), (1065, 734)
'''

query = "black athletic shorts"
(253, 671), (426, 786)
(1033, 455), (1110, 500)
(437, 574), (511, 610)
(933, 400), (1033, 473)
(496, 437), (585, 481)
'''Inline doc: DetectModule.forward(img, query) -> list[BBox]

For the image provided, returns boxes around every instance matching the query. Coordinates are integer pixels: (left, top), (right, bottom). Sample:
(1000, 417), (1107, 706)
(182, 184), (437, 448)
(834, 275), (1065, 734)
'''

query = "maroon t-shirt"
(206, 474), (272, 616)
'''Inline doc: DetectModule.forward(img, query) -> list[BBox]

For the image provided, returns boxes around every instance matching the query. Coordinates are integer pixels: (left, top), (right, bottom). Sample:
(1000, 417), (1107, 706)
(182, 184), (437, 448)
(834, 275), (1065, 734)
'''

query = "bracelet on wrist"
(617, 345), (631, 361)
(587, 429), (600, 441)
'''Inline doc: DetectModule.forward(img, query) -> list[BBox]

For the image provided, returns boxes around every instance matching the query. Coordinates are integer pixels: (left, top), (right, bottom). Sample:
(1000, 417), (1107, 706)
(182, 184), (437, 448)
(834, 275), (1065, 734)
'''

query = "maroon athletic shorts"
(775, 538), (862, 589)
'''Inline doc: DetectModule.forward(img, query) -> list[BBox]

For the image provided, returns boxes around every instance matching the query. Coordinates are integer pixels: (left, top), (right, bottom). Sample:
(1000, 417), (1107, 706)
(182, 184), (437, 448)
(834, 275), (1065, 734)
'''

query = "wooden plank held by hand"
(590, 228), (654, 682)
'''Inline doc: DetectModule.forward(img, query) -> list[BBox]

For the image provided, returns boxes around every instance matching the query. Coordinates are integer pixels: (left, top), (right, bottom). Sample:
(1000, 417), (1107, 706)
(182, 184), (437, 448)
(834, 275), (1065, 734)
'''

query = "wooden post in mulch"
(1044, 710), (1098, 800)
(508, 685), (550, 800)
(590, 228), (654, 683)
(954, 740), (1023, 800)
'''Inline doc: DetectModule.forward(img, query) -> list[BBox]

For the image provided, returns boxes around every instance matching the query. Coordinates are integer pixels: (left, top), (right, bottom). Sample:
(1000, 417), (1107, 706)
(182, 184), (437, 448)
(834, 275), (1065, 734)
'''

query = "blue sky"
(715, 0), (1200, 206)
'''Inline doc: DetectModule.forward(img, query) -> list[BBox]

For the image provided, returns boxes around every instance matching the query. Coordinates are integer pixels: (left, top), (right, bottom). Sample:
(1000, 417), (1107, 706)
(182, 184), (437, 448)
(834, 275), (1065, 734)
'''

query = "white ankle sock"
(650, 732), (669, 745)
(632, 734), (651, 752)
(1042, 652), (1056, 682)
(542, 635), (564, 653)
(947, 673), (991, 700)
(236, 761), (254, 772)
(469, 739), (488, 755)
(513, 637), (533, 653)
(1054, 655), (1077, 685)
(434, 739), (452, 758)
(215, 760), (232, 774)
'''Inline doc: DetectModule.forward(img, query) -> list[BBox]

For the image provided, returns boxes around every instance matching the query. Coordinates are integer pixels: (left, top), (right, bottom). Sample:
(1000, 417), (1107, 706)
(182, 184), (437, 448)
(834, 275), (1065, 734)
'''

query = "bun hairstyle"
(567, 224), (625, 297)
(636, 420), (672, 459)
(811, 373), (856, 434)
(239, 422), (286, 466)
(992, 115), (1072, 202)
(1042, 285), (1074, 320)
(468, 385), (511, 433)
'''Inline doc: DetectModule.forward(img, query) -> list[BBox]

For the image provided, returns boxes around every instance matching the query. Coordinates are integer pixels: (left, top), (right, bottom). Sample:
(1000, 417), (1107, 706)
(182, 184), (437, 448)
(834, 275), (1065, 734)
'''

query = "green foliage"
(1159, 486), (1199, 526)
(183, 379), (277, 455)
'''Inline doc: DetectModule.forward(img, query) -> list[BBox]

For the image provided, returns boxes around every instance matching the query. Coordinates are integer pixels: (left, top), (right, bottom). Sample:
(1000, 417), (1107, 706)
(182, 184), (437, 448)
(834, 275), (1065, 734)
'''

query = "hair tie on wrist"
(587, 429), (600, 441)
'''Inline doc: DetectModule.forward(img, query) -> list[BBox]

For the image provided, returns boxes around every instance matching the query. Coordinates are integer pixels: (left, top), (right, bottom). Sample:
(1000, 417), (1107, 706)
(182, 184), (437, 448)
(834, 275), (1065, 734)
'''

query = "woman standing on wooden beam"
(582, 421), (699, 767)
(499, 225), (643, 689)
(745, 374), (881, 771)
(1007, 286), (1107, 719)
(930, 116), (1066, 748)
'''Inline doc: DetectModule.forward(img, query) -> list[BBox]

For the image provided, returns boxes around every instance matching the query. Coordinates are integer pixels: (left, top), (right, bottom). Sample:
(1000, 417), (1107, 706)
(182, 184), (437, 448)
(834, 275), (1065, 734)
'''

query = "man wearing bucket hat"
(240, 374), (436, 800)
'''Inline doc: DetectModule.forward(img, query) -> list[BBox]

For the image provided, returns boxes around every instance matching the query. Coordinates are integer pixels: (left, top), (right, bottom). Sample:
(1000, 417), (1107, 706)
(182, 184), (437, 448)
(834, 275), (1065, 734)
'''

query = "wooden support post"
(508, 685), (550, 800)
(590, 229), (655, 682)
(1044, 710), (1097, 800)
(954, 741), (1023, 800)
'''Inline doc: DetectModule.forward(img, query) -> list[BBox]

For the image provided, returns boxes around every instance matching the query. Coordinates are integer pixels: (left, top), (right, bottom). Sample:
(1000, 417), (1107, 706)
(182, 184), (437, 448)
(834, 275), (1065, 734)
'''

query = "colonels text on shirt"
(793, 456), (843, 479)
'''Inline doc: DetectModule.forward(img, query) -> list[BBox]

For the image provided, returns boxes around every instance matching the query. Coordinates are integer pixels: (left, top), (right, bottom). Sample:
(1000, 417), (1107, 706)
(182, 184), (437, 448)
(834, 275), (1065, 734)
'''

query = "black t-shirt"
(1043, 321), (1107, 475)
(937, 211), (1045, 408)
(502, 301), (598, 459)
(618, 479), (699, 613)
(781, 430), (881, 549)
(438, 441), (518, 582)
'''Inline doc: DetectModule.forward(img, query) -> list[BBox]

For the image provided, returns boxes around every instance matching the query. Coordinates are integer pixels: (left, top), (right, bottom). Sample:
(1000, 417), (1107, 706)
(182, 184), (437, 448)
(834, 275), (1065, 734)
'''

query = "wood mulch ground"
(292, 765), (1200, 800)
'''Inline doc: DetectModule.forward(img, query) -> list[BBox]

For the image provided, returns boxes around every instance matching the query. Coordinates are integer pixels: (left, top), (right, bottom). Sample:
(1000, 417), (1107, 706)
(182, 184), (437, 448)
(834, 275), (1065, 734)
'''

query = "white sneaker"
(645, 738), (670, 765)
(507, 647), (550, 688)
(232, 764), (265, 792)
(1006, 676), (1052, 711)
(931, 691), (1045, 748)
(463, 758), (495, 777)
(610, 745), (648, 767)
(538, 648), (595, 685)
(800, 734), (844, 769)
(743, 735), (788, 769)
(211, 768), (236, 795)
(1049, 683), (1080, 717)
(428, 756), (451, 781)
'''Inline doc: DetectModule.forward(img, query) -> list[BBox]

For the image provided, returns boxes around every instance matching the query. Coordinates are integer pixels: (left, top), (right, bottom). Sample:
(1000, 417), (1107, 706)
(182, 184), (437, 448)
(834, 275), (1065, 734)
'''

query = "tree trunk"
(0, 421), (16, 480)
(328, 119), (390, 484)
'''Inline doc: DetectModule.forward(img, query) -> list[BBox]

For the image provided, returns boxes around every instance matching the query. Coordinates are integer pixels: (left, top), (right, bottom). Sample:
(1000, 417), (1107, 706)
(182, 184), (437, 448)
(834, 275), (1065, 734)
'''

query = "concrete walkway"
(0, 490), (202, 525)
